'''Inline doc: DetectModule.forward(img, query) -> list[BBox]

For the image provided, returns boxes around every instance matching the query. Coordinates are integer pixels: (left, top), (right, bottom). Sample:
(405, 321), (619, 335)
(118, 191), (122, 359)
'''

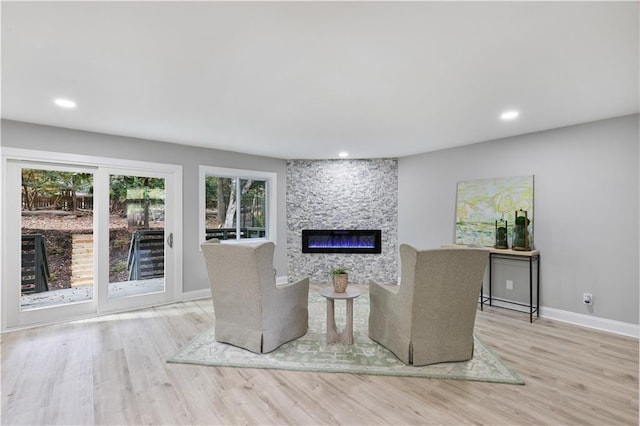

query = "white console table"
(442, 245), (540, 322)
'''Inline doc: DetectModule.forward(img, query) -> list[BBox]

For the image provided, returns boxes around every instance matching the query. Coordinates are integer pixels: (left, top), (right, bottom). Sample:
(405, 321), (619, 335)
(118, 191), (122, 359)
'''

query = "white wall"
(0, 119), (288, 294)
(398, 114), (639, 325)
(4, 115), (638, 327)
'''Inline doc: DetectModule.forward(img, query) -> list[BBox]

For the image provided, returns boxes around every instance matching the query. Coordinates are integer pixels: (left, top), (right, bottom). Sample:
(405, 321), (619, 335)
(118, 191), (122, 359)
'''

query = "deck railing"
(21, 234), (50, 294)
(127, 230), (165, 281)
(205, 227), (266, 240)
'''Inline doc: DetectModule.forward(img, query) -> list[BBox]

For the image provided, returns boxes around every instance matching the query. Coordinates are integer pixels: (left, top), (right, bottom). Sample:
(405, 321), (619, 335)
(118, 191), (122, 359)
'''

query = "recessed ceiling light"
(338, 152), (349, 158)
(54, 98), (77, 109)
(500, 110), (519, 120)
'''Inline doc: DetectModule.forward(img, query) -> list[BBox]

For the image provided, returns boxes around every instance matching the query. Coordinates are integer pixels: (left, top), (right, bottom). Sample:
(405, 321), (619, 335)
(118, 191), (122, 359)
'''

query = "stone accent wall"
(287, 159), (398, 284)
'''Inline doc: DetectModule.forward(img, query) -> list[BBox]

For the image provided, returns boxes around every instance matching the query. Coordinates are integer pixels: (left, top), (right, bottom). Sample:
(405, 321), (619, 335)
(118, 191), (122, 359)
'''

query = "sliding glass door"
(98, 167), (175, 313)
(2, 152), (180, 329)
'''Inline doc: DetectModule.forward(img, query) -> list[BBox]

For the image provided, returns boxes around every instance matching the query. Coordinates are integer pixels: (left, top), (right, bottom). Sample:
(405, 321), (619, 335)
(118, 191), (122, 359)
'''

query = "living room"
(1, 2), (638, 425)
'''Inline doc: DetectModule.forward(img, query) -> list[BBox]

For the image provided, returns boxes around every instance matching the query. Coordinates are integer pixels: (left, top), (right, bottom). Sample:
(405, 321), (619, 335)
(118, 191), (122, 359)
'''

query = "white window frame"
(198, 165), (276, 248)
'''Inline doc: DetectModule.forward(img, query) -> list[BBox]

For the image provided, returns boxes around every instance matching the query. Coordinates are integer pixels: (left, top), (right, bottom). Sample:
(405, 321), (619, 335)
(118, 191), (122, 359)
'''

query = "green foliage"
(205, 176), (266, 228)
(22, 169), (94, 210)
(22, 169), (167, 215)
(109, 175), (165, 217)
(330, 267), (348, 275)
(109, 176), (164, 204)
(112, 238), (130, 249)
(48, 247), (64, 255)
(111, 261), (128, 273)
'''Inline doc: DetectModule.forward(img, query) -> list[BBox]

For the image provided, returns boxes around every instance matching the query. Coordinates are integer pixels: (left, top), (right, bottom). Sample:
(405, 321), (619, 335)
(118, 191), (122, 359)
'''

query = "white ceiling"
(2, 1), (638, 159)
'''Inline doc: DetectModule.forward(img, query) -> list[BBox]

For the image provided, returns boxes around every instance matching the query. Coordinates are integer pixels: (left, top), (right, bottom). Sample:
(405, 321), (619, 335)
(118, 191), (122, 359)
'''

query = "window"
(199, 166), (276, 246)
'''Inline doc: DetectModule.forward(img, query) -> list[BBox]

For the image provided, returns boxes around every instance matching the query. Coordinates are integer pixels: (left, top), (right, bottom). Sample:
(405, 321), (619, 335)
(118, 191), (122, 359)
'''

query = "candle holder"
(495, 219), (508, 249)
(512, 209), (530, 251)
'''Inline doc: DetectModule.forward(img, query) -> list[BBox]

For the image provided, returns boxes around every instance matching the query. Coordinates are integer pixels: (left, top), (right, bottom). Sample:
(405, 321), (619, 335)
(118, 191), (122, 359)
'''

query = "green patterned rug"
(169, 290), (524, 385)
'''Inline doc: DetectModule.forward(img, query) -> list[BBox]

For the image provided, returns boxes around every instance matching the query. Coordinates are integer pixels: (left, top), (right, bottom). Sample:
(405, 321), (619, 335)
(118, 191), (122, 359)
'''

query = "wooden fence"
(23, 195), (93, 211)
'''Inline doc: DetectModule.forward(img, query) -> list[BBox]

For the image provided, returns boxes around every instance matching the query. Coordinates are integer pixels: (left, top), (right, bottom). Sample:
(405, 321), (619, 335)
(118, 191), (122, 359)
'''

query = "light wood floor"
(2, 284), (638, 425)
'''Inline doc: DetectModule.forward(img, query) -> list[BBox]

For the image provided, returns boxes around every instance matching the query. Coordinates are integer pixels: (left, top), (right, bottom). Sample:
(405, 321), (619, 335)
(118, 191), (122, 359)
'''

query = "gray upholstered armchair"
(201, 240), (309, 353)
(368, 245), (488, 366)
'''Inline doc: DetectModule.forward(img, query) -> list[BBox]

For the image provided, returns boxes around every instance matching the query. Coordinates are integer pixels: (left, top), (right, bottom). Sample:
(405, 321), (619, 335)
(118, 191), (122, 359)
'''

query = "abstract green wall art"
(455, 175), (534, 247)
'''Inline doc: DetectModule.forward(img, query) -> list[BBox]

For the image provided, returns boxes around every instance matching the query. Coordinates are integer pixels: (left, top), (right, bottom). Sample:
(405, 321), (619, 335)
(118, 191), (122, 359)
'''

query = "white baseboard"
(481, 294), (639, 338)
(181, 277), (289, 300)
(540, 306), (639, 338)
(181, 288), (211, 301)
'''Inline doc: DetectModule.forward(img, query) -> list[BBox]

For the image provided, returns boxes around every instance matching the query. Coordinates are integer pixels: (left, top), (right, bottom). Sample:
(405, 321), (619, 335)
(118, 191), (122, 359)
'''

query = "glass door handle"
(167, 232), (173, 248)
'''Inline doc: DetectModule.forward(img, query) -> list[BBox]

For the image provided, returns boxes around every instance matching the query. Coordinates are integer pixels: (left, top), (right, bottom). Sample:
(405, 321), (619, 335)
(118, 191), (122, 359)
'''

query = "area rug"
(169, 290), (524, 385)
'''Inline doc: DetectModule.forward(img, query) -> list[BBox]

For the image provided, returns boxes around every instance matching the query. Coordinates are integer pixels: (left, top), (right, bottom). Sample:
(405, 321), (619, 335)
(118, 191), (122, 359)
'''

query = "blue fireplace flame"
(302, 230), (381, 254)
(308, 235), (376, 249)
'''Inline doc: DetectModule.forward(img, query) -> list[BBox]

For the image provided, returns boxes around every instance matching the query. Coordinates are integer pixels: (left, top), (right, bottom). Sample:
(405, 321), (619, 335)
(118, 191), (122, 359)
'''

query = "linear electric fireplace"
(302, 229), (382, 254)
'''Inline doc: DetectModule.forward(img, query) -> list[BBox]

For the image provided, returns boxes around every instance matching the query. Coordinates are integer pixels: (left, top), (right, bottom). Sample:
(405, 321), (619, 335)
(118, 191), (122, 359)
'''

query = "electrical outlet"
(506, 280), (514, 290)
(583, 293), (593, 305)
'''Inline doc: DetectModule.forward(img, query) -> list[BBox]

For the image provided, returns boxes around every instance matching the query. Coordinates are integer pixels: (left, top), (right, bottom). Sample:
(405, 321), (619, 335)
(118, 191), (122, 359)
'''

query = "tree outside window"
(204, 176), (267, 240)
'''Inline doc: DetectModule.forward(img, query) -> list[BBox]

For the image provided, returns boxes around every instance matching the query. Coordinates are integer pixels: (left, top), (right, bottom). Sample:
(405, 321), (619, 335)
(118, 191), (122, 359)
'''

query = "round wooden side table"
(318, 287), (361, 345)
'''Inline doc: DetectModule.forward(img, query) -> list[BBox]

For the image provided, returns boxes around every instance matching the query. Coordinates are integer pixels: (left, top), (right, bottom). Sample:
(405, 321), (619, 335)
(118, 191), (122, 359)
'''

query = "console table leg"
(529, 256), (533, 323)
(489, 254), (493, 307)
(536, 255), (540, 318)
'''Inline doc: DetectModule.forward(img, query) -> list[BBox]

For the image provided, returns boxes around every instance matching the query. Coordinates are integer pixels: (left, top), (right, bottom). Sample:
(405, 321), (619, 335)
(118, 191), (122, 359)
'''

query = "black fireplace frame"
(301, 229), (382, 254)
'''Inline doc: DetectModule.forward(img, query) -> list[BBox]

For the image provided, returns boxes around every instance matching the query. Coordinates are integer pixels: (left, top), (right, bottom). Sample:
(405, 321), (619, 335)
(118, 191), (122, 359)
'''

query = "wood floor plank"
(164, 364), (228, 425)
(92, 348), (143, 425)
(1, 284), (637, 425)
